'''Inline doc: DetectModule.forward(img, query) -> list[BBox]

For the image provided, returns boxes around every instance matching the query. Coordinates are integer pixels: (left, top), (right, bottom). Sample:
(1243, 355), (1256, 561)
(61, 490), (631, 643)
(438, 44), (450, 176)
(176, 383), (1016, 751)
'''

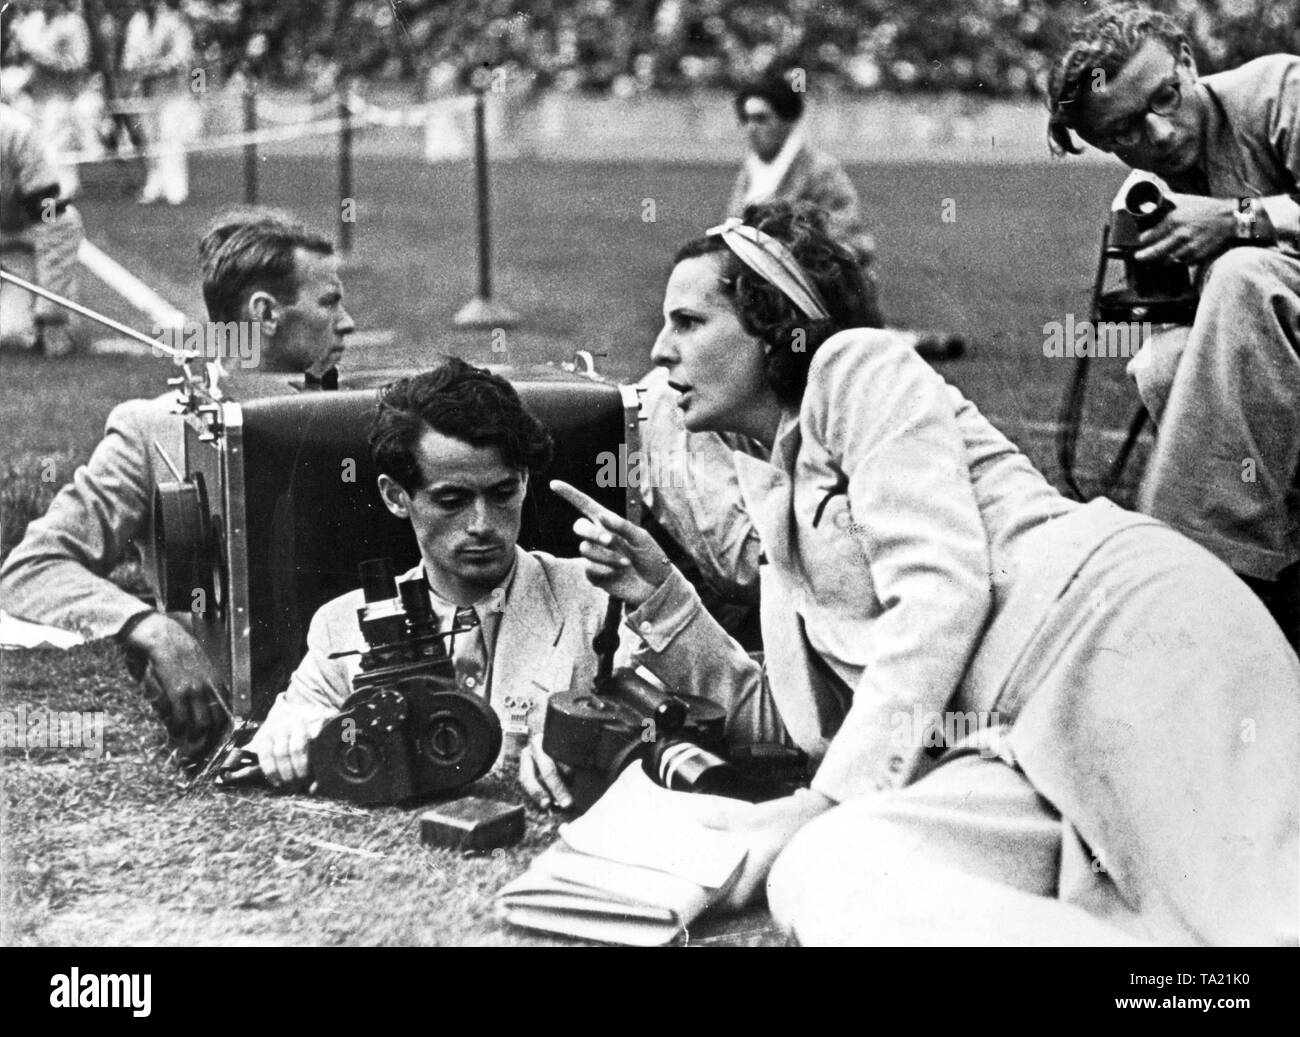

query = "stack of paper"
(495, 765), (752, 946)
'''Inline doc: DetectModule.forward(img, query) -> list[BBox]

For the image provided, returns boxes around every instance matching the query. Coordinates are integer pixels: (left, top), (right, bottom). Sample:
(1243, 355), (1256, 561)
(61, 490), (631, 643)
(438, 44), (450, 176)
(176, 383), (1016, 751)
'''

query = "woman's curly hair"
(673, 201), (881, 405)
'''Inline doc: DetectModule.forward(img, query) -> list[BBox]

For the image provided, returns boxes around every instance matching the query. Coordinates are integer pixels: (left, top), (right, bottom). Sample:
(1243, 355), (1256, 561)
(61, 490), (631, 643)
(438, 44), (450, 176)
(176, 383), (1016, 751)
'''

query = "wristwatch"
(1234, 197), (1261, 240)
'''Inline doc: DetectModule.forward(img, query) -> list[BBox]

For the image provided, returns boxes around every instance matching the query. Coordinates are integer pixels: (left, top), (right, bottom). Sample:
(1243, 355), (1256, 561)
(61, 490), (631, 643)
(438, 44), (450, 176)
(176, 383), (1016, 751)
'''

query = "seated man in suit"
(247, 359), (615, 808)
(0, 209), (356, 755)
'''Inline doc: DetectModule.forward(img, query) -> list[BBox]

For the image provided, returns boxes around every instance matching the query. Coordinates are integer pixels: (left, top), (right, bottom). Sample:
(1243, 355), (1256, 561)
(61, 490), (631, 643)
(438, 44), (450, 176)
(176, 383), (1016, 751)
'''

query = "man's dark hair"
(369, 357), (554, 494)
(199, 209), (333, 323)
(1046, 3), (1189, 156)
(734, 72), (805, 123)
(673, 201), (879, 406)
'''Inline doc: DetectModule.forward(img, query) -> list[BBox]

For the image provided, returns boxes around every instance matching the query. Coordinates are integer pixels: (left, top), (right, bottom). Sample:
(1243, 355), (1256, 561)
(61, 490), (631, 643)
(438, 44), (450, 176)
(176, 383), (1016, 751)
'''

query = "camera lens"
(338, 740), (380, 782)
(652, 739), (742, 796)
(422, 715), (468, 764)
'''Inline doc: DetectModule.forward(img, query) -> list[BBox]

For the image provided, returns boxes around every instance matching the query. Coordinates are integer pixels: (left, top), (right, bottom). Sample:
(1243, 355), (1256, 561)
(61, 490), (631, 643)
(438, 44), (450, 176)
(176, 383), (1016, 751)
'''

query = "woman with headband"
(551, 201), (1299, 946)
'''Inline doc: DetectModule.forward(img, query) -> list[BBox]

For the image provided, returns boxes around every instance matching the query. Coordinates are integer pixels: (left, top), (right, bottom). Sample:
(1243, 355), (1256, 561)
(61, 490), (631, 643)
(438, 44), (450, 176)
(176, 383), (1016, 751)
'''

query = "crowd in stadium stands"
(4, 2), (1295, 104)
(169, 0), (1298, 99)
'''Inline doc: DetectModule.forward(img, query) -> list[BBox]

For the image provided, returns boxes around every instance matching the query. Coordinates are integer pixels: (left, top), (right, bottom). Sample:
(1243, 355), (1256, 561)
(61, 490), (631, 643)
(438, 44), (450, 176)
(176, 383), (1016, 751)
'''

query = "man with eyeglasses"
(1047, 4), (1300, 645)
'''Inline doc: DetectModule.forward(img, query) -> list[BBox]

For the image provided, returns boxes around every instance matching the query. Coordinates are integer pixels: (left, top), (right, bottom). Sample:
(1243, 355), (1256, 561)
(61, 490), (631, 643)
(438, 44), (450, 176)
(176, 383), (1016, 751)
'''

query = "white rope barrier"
(53, 92), (452, 166)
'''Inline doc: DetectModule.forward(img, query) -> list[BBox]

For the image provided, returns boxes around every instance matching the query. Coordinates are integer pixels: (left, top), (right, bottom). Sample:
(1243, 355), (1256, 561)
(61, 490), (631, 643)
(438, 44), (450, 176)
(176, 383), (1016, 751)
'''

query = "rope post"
(242, 76), (258, 205)
(453, 76), (518, 329)
(338, 80), (354, 257)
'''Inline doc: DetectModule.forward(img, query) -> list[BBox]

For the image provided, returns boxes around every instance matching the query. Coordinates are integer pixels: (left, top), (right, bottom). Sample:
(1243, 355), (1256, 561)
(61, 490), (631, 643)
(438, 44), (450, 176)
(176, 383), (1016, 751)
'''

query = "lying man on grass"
(245, 359), (618, 808)
(0, 209), (357, 761)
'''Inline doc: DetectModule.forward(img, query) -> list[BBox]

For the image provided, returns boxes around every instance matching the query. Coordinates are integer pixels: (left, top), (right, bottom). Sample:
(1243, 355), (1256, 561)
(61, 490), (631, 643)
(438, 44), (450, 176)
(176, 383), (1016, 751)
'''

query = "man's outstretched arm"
(1, 398), (223, 744)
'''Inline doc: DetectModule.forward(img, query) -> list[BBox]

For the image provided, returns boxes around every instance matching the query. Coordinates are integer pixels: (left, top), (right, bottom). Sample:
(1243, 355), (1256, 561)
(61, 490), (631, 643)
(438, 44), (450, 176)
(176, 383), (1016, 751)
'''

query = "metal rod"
(152, 440), (185, 482)
(0, 266), (190, 360)
(242, 77), (258, 205)
(338, 83), (354, 256)
(473, 88), (492, 299)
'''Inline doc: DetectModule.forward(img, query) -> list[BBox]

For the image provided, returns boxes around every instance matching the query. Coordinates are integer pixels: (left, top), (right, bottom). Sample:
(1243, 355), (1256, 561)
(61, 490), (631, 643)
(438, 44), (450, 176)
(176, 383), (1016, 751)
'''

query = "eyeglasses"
(1094, 56), (1184, 149)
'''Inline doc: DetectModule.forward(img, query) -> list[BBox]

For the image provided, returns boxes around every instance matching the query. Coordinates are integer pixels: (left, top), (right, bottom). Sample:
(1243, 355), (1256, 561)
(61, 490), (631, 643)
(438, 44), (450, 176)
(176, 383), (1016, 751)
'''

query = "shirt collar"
(743, 122), (806, 205)
(770, 406), (802, 473)
(423, 554), (519, 621)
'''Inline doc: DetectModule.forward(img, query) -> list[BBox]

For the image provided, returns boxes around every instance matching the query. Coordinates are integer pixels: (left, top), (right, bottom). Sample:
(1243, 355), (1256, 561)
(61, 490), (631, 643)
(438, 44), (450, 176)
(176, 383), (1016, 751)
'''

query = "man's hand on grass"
(248, 713), (318, 787)
(125, 612), (224, 745)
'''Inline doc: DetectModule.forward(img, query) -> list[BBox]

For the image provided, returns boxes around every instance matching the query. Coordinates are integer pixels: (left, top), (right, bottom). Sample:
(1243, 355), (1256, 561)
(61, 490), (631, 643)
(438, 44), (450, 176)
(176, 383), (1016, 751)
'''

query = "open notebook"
(494, 765), (753, 946)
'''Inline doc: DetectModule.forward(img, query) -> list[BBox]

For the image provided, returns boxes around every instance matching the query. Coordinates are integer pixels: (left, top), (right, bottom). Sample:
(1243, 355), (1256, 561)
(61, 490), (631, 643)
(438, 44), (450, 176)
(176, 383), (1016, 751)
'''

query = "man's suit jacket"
(0, 373), (330, 641)
(726, 143), (875, 260)
(249, 552), (612, 766)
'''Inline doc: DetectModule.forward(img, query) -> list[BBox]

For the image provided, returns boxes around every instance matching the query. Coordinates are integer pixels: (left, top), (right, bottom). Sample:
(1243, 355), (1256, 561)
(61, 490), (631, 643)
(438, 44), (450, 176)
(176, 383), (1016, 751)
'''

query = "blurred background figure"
(0, 101), (84, 357)
(9, 0), (103, 198)
(727, 72), (883, 326)
(725, 71), (962, 359)
(121, 0), (198, 205)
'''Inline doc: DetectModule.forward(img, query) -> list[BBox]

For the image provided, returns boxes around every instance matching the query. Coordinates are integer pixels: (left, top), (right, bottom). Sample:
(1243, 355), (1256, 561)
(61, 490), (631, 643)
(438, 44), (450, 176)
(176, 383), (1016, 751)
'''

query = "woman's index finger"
(549, 479), (608, 521)
(550, 479), (637, 537)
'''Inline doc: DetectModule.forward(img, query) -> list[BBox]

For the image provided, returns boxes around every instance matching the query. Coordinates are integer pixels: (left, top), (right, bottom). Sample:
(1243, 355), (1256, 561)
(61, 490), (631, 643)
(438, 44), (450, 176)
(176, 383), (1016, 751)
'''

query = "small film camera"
(307, 559), (503, 805)
(543, 599), (802, 812)
(1058, 174), (1202, 499)
(219, 558), (504, 803)
(1094, 174), (1199, 324)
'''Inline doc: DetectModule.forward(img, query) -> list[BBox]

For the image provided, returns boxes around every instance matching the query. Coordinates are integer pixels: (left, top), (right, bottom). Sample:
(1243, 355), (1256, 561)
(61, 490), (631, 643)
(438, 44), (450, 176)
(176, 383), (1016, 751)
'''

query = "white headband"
(705, 217), (830, 321)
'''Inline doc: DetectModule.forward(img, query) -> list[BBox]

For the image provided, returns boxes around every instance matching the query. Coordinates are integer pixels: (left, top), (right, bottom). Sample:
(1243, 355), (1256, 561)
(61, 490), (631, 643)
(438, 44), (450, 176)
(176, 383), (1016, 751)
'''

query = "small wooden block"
(419, 797), (525, 852)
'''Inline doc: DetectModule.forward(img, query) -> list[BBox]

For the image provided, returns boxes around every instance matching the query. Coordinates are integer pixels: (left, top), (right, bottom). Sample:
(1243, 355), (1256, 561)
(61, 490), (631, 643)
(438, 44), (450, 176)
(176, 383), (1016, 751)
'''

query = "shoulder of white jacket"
(798, 144), (847, 174)
(521, 550), (607, 610)
(805, 327), (921, 386)
(105, 392), (182, 433)
(1201, 53), (1300, 104)
(309, 585), (367, 636)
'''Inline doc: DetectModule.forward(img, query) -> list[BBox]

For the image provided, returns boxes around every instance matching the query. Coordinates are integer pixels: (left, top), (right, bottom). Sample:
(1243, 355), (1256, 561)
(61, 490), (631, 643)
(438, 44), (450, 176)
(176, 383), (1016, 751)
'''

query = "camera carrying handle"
(325, 619), (476, 661)
(592, 596), (623, 687)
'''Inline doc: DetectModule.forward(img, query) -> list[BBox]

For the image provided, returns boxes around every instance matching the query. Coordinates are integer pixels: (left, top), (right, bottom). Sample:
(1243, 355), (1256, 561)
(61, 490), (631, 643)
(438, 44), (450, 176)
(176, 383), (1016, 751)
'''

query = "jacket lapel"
(733, 409), (801, 573)
(775, 144), (812, 202)
(489, 549), (574, 709)
(730, 418), (845, 756)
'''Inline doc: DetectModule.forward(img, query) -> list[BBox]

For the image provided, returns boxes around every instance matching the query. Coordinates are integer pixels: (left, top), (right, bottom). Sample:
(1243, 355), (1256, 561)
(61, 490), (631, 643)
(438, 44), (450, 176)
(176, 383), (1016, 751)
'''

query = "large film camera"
(1057, 174), (1200, 499)
(543, 599), (804, 812)
(151, 357), (640, 722)
(306, 559), (502, 805)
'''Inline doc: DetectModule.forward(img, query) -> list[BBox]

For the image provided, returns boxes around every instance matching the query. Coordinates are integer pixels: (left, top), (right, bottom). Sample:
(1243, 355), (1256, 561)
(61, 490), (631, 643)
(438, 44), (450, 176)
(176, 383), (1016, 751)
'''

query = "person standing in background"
(10, 0), (103, 198)
(0, 101), (84, 357)
(727, 72), (884, 326)
(726, 73), (964, 361)
(121, 0), (197, 205)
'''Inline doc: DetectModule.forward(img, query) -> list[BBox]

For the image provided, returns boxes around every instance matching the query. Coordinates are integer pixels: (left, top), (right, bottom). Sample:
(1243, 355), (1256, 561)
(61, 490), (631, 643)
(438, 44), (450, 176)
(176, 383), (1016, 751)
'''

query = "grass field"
(1, 149), (1148, 946)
